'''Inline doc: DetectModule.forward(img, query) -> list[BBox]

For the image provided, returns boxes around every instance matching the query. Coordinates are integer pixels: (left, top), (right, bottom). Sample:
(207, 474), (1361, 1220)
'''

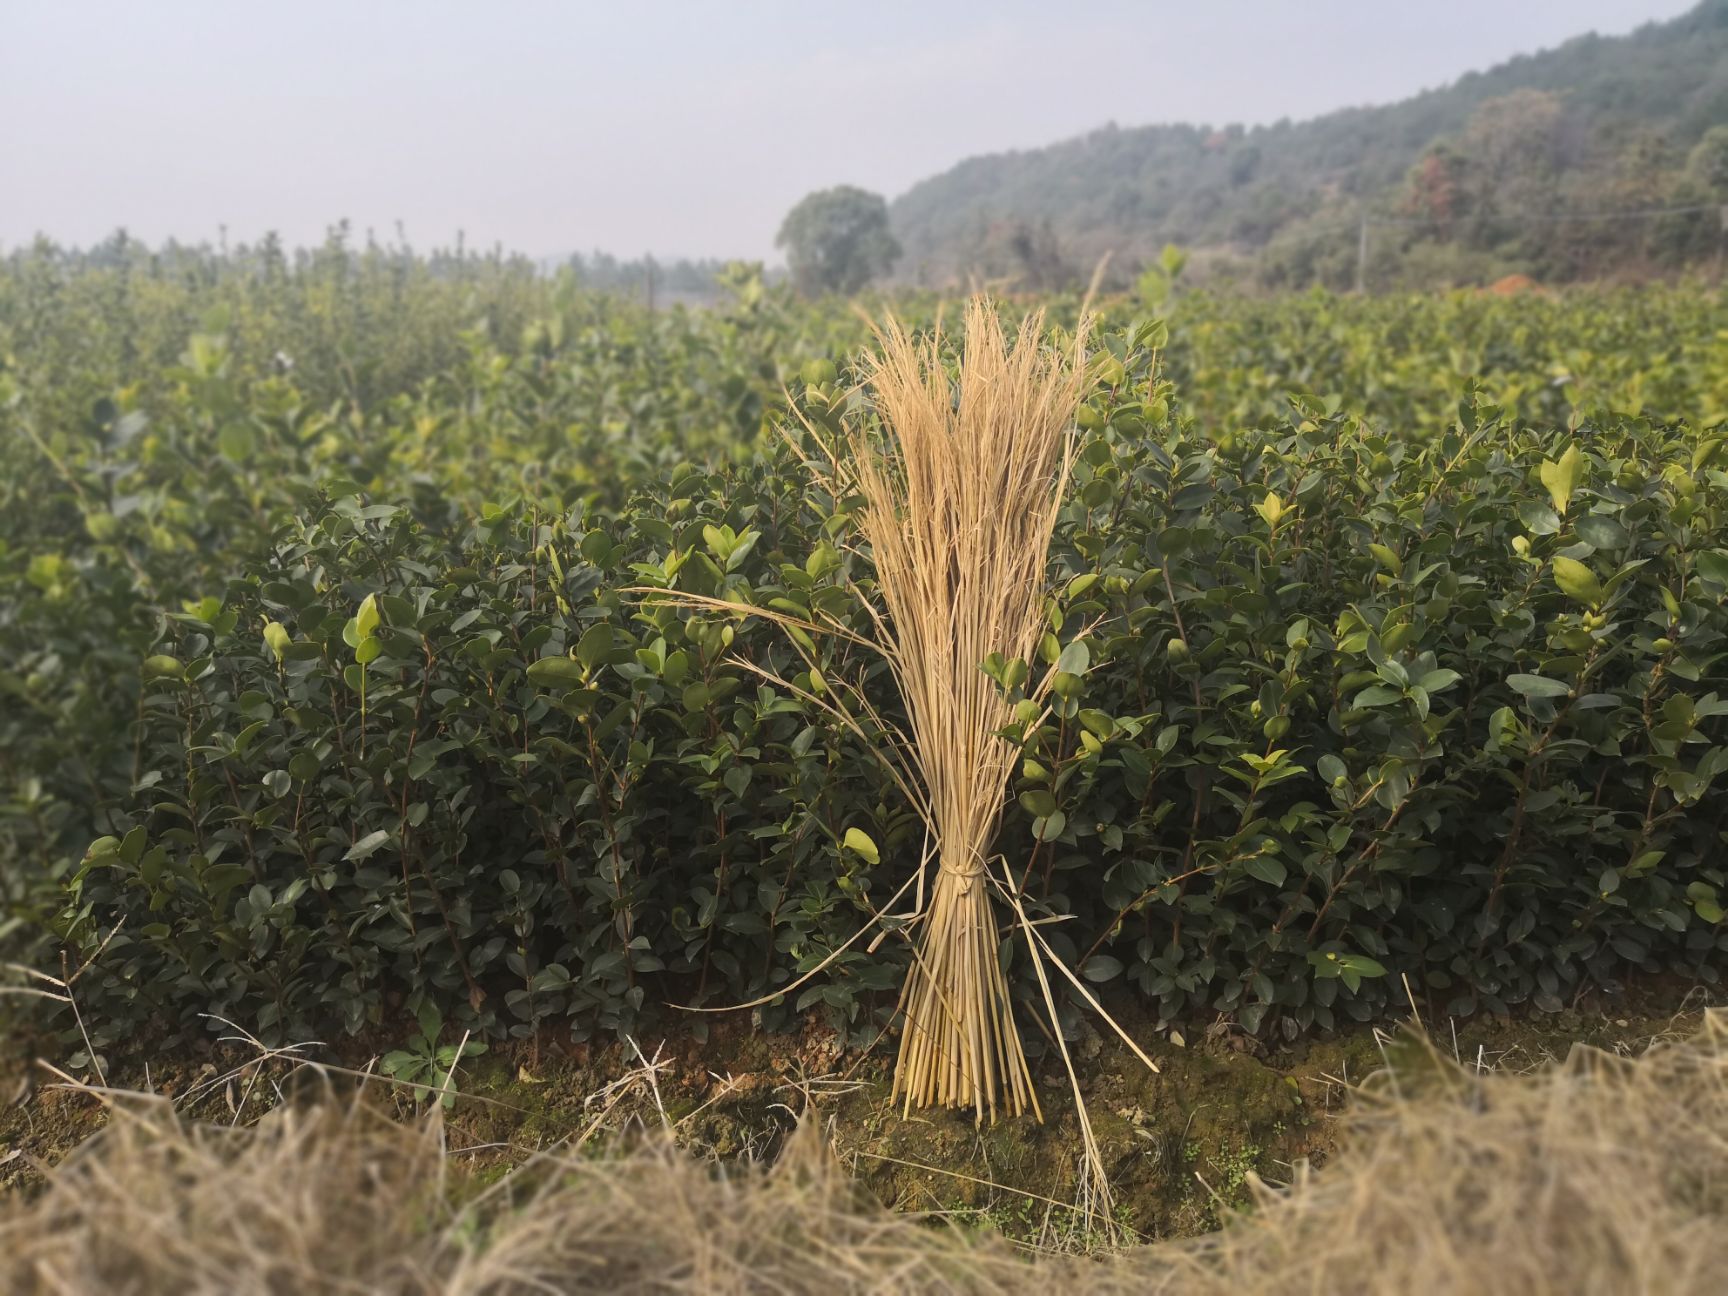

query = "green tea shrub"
(5, 253), (1728, 1062)
(39, 380), (1728, 1057)
(0, 253), (844, 1008)
(1164, 284), (1728, 437)
(54, 472), (907, 1047)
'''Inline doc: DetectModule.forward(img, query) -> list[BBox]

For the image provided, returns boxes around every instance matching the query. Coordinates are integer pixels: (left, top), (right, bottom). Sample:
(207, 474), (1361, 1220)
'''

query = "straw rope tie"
(938, 859), (984, 896)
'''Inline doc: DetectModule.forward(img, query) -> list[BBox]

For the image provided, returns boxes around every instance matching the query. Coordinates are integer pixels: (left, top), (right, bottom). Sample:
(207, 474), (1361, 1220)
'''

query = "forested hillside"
(891, 0), (1728, 289)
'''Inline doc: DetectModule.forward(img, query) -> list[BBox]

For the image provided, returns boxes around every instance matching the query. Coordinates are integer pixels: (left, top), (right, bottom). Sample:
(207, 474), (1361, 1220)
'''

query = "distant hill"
(889, 1), (1728, 290)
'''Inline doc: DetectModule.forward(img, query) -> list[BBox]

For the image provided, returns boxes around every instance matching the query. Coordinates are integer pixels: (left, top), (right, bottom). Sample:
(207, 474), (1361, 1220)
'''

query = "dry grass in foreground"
(2, 1012), (1725, 1295)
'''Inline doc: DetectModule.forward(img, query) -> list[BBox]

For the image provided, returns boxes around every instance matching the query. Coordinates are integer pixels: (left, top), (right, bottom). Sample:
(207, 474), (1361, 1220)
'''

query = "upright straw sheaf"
(853, 300), (1090, 1122)
(635, 299), (1093, 1125)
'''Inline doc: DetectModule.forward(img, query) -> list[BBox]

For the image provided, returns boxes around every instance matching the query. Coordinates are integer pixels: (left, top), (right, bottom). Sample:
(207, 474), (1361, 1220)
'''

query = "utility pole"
(1355, 214), (1370, 295)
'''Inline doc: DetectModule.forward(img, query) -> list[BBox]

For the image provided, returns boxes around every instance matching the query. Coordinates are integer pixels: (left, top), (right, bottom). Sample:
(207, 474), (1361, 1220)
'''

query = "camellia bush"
(3, 243), (1726, 1070)
(1163, 283), (1728, 438)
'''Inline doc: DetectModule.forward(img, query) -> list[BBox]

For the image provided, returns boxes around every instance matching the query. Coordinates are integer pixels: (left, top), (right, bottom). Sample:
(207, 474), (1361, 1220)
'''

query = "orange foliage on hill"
(1485, 273), (1542, 295)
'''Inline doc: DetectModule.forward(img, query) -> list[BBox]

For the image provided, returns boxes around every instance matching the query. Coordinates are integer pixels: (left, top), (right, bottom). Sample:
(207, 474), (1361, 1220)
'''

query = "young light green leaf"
(1539, 443), (1585, 515)
(141, 654), (184, 680)
(262, 620), (292, 662)
(841, 827), (879, 866)
(1552, 555), (1603, 606)
(1253, 491), (1287, 527)
(355, 594), (381, 640)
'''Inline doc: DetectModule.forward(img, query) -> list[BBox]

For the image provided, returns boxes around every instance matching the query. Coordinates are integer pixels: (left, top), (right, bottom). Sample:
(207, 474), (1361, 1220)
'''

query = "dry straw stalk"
(639, 297), (1096, 1126)
(856, 300), (1089, 1122)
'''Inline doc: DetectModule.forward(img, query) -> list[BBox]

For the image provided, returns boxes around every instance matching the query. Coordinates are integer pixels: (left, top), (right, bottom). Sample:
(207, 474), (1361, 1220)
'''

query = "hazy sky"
(1, 1), (1702, 261)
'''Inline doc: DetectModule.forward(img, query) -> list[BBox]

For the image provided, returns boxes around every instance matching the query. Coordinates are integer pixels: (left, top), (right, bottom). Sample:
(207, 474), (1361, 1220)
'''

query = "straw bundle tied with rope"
(861, 301), (1086, 1122)
(645, 296), (1156, 1132)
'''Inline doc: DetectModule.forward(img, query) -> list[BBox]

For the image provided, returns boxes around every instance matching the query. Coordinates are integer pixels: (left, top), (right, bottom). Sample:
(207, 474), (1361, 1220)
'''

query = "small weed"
(380, 1003), (487, 1109)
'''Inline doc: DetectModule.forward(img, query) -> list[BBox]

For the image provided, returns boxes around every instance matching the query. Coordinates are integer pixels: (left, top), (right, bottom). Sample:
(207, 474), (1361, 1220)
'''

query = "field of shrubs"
(3, 238), (1727, 1076)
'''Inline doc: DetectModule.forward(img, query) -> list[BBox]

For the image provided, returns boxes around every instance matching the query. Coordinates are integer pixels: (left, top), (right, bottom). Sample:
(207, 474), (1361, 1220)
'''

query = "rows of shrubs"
(4, 254), (1727, 1065)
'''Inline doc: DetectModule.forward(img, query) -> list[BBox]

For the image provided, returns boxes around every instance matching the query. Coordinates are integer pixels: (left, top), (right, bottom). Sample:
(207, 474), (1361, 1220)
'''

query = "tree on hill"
(776, 186), (900, 297)
(1689, 124), (1728, 193)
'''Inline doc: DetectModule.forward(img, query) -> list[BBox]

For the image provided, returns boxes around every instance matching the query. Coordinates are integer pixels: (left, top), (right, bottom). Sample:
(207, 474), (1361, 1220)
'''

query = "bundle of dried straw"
(652, 297), (1098, 1123)
(857, 301), (1089, 1121)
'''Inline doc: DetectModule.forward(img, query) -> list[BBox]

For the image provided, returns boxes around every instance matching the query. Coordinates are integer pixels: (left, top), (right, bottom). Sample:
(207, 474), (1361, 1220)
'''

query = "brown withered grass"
(1145, 1012), (1728, 1295)
(4, 1014), (1725, 1294)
